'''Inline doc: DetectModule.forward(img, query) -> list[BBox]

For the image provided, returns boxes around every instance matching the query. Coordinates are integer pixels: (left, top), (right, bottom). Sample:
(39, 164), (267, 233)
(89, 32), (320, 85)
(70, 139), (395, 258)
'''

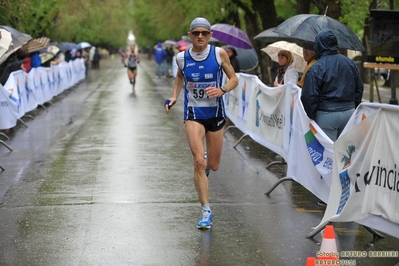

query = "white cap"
(190, 17), (211, 31)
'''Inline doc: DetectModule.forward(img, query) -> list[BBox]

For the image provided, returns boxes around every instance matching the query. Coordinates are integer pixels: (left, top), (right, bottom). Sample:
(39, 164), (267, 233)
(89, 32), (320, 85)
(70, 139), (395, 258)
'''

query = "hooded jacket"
(301, 29), (364, 120)
(154, 42), (166, 64)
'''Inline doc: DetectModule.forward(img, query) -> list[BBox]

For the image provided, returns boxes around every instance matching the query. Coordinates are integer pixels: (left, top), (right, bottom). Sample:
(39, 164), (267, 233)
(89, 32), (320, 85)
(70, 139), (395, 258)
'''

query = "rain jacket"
(301, 29), (364, 120)
(154, 42), (166, 64)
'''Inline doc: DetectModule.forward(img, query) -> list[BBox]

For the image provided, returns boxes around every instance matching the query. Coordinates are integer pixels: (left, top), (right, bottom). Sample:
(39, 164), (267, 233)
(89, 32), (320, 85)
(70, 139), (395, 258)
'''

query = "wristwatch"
(220, 85), (227, 94)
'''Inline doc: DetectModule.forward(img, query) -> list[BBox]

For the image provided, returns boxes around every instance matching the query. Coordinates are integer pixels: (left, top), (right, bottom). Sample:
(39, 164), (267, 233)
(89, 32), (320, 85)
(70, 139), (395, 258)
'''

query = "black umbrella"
(273, 14), (365, 51)
(254, 27), (296, 43)
(222, 45), (258, 72)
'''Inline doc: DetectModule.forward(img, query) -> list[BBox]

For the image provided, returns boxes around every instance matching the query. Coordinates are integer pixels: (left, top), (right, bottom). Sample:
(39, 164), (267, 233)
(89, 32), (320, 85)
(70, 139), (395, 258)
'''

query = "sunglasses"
(191, 31), (211, 36)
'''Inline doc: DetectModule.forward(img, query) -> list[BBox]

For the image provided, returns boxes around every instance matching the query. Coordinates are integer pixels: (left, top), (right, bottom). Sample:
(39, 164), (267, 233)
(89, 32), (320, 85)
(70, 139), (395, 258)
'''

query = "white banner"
(286, 85), (332, 202)
(0, 59), (85, 130)
(245, 81), (290, 161)
(26, 69), (39, 111)
(13, 70), (37, 114)
(224, 73), (256, 140)
(38, 67), (53, 103)
(3, 71), (24, 119)
(320, 105), (399, 238)
(0, 84), (18, 130)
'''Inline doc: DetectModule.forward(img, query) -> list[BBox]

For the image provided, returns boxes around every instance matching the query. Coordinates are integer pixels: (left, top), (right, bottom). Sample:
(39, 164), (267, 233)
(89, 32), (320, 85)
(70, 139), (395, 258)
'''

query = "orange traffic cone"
(305, 256), (316, 266)
(318, 225), (339, 261)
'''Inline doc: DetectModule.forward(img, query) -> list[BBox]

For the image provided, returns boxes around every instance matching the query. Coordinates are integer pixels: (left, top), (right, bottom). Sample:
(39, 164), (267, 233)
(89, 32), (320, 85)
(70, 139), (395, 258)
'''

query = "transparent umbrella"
(261, 41), (307, 73)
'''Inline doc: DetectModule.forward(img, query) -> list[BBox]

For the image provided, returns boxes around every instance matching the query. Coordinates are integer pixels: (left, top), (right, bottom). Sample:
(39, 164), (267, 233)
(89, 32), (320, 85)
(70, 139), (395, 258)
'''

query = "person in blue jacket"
(154, 42), (166, 78)
(301, 28), (364, 142)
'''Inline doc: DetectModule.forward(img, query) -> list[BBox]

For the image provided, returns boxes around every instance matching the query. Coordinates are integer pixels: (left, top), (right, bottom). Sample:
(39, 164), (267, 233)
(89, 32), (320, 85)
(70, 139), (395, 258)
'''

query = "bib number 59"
(193, 89), (208, 99)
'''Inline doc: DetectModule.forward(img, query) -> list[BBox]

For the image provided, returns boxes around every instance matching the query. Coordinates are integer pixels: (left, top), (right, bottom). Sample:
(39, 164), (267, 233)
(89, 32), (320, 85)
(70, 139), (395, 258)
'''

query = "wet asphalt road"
(0, 57), (398, 266)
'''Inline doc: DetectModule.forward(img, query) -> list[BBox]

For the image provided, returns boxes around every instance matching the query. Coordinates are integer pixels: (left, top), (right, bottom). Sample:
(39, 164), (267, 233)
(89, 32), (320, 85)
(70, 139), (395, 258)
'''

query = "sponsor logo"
(204, 73), (213, 79)
(199, 66), (204, 69)
(217, 119), (224, 127)
(304, 124), (324, 166)
(186, 63), (195, 67)
(191, 73), (200, 77)
(188, 82), (216, 88)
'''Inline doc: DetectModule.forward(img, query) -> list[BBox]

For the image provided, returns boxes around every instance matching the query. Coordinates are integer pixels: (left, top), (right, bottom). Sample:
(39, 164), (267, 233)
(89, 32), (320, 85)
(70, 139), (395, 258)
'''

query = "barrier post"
(0, 133), (10, 140)
(0, 140), (13, 151)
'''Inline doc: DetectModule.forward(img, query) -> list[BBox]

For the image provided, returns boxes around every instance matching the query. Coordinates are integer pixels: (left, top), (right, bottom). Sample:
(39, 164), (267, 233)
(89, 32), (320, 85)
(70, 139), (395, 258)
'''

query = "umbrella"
(19, 37), (50, 54)
(210, 23), (253, 49)
(78, 41), (91, 49)
(39, 52), (55, 64)
(0, 25), (32, 48)
(39, 45), (60, 64)
(261, 41), (307, 73)
(0, 26), (32, 64)
(0, 29), (12, 58)
(254, 27), (296, 43)
(47, 45), (60, 55)
(58, 42), (78, 51)
(177, 40), (192, 51)
(273, 14), (365, 51)
(222, 45), (258, 72)
(163, 40), (179, 47)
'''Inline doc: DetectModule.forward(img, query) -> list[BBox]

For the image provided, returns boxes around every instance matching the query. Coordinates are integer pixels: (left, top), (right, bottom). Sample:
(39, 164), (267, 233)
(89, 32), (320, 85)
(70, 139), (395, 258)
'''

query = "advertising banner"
(319, 105), (399, 238)
(0, 84), (18, 130)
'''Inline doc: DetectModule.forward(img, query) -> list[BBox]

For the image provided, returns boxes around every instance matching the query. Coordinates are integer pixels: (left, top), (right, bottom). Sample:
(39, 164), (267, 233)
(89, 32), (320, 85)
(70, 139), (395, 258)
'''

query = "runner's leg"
(185, 120), (208, 205)
(205, 127), (224, 172)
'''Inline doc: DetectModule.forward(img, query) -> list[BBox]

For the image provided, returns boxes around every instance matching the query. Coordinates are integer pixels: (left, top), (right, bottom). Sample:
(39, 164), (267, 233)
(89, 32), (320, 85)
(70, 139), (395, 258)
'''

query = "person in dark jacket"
(226, 47), (240, 72)
(301, 28), (364, 142)
(92, 48), (101, 69)
(0, 53), (23, 85)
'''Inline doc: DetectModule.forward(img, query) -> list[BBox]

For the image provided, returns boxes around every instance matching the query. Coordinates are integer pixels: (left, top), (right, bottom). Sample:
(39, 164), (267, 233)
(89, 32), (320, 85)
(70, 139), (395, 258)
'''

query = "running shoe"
(197, 210), (212, 229)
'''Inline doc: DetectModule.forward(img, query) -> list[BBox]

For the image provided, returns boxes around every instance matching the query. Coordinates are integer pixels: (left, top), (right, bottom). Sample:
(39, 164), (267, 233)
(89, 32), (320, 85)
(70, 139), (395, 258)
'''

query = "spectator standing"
(92, 48), (101, 69)
(273, 50), (298, 87)
(154, 42), (166, 78)
(297, 42), (317, 88)
(165, 46), (174, 77)
(226, 47), (240, 72)
(20, 52), (32, 73)
(82, 48), (90, 77)
(30, 52), (42, 69)
(89, 46), (96, 69)
(301, 28), (364, 141)
(0, 53), (23, 85)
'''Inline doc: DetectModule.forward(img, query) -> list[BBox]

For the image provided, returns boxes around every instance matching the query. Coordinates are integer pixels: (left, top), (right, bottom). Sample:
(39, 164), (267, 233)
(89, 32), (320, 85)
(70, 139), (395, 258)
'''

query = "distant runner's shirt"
(127, 53), (138, 68)
(176, 45), (225, 120)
